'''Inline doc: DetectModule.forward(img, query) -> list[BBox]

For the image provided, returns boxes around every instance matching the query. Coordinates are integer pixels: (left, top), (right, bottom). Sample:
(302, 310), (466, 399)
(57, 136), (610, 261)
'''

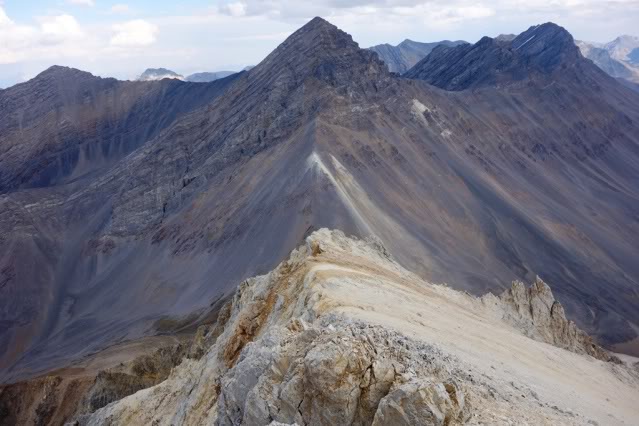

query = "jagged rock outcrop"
(78, 230), (639, 426)
(371, 380), (468, 426)
(483, 277), (620, 362)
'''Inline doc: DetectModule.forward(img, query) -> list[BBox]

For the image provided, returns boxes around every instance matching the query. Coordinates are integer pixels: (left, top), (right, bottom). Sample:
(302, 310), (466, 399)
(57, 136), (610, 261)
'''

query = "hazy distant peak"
(137, 68), (184, 81)
(369, 38), (467, 74)
(495, 34), (516, 42)
(611, 34), (639, 44)
(185, 71), (236, 83)
(604, 35), (639, 62)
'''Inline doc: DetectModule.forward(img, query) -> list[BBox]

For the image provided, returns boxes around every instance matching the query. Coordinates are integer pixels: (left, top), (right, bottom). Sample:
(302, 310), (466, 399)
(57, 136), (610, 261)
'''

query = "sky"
(0, 0), (638, 88)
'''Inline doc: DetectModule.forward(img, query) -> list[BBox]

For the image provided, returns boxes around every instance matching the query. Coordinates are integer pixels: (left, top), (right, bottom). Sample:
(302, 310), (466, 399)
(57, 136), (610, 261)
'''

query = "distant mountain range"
(137, 67), (251, 83)
(368, 39), (467, 74)
(368, 33), (639, 86)
(577, 35), (639, 83)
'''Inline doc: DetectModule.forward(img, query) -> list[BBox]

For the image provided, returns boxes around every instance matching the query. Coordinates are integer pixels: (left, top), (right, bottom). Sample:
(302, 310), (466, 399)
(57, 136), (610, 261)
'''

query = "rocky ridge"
(368, 39), (466, 74)
(405, 22), (589, 89)
(77, 230), (639, 425)
(0, 66), (241, 191)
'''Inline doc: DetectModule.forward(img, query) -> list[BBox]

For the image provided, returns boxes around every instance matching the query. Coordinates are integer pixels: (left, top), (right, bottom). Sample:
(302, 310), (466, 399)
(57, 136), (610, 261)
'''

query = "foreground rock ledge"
(78, 229), (638, 425)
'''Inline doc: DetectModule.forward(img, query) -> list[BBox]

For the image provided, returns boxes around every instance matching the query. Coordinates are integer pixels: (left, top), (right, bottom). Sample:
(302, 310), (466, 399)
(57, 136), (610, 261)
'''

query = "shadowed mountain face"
(369, 39), (467, 74)
(0, 67), (241, 191)
(2, 18), (639, 384)
(404, 23), (588, 89)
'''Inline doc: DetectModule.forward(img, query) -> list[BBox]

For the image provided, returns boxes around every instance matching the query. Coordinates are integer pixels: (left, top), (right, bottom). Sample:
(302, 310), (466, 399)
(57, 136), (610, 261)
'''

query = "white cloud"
(221, 2), (248, 17)
(110, 19), (158, 46)
(389, 3), (495, 27)
(111, 4), (130, 14)
(39, 14), (84, 41)
(66, 0), (95, 6)
(0, 7), (87, 64)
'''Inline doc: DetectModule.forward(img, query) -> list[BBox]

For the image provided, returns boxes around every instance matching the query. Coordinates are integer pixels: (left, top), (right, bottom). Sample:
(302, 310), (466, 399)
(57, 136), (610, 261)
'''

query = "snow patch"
(411, 99), (430, 125)
(412, 99), (429, 114)
(516, 34), (536, 50)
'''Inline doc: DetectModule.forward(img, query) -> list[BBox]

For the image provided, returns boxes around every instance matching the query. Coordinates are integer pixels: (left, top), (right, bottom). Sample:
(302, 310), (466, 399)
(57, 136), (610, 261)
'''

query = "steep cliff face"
(0, 67), (240, 191)
(75, 230), (639, 426)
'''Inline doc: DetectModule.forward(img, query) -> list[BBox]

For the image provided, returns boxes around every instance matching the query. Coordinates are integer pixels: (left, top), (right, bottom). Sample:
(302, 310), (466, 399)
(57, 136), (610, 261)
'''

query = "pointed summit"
(304, 16), (334, 30)
(511, 22), (580, 72)
(35, 65), (97, 82)
(604, 35), (639, 61)
(248, 16), (389, 89)
(405, 22), (591, 90)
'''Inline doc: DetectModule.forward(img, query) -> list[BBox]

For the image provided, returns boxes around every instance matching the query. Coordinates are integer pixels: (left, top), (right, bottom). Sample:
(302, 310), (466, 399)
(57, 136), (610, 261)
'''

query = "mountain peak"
(612, 34), (639, 43)
(30, 66), (101, 87)
(398, 39), (416, 47)
(138, 68), (184, 81)
(495, 33), (516, 42)
(285, 16), (355, 52)
(36, 65), (94, 79)
(405, 22), (584, 89)
(511, 22), (580, 72)
(249, 16), (389, 88)
(304, 16), (333, 30)
(513, 22), (574, 48)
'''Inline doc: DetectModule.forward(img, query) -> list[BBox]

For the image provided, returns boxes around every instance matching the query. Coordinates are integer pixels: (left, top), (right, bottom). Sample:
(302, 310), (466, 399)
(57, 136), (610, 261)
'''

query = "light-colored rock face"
(371, 380), (469, 426)
(577, 38), (639, 82)
(488, 277), (619, 362)
(82, 230), (639, 426)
